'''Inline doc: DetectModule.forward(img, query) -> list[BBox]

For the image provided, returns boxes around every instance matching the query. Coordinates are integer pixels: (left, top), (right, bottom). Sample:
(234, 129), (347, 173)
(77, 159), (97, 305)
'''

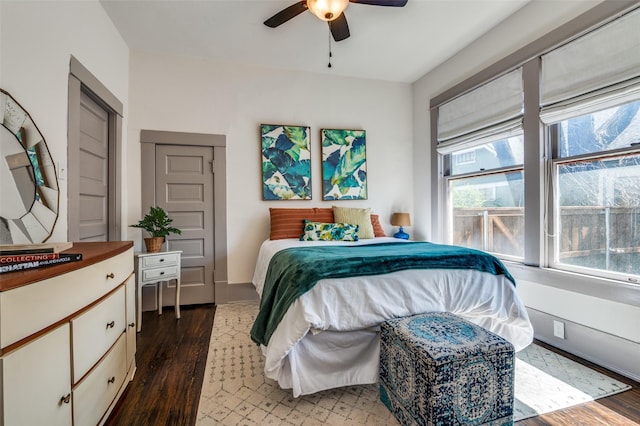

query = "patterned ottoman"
(380, 312), (515, 426)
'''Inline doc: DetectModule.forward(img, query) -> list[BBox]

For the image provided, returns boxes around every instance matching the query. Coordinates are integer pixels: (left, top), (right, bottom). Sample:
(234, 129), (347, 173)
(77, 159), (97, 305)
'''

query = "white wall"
(0, 0), (129, 242)
(127, 51), (413, 284)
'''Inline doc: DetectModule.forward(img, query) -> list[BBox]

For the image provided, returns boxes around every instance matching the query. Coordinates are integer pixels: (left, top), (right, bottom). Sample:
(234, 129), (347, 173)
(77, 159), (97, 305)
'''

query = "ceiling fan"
(264, 0), (408, 42)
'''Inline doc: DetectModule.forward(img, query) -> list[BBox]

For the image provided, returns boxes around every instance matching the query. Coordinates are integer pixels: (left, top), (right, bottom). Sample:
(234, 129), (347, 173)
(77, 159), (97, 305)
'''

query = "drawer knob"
(106, 321), (115, 329)
(160, 271), (165, 275)
(60, 394), (71, 404)
(106, 272), (115, 279)
(160, 258), (165, 262)
(129, 322), (136, 328)
(108, 376), (116, 384)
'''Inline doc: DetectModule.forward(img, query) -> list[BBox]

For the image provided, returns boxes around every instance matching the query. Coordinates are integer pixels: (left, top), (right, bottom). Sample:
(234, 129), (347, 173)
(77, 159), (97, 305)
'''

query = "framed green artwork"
(261, 124), (311, 200)
(321, 129), (367, 200)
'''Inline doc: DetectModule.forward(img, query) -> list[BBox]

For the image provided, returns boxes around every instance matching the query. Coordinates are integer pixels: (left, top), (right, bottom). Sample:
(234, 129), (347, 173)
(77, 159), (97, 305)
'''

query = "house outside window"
(452, 150), (476, 167)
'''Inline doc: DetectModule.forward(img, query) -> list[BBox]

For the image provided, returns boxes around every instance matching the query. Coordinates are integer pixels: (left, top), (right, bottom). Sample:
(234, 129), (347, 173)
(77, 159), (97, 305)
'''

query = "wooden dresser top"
(0, 241), (133, 292)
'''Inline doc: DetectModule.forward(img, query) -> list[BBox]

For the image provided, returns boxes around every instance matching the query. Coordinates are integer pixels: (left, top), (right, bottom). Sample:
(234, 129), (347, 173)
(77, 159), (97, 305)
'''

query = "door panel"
(166, 183), (204, 202)
(78, 91), (109, 241)
(155, 145), (215, 305)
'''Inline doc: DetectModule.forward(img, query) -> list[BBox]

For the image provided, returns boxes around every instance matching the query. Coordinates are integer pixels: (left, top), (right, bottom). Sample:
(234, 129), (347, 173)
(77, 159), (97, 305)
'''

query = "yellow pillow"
(332, 206), (375, 239)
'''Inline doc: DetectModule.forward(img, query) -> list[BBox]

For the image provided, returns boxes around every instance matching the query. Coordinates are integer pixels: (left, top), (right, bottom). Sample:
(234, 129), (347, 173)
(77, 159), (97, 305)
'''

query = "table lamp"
(391, 213), (411, 240)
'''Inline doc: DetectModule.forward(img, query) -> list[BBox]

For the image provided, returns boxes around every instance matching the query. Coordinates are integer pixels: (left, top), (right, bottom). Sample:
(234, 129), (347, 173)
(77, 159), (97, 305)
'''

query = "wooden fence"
(452, 206), (640, 268)
(452, 208), (524, 256)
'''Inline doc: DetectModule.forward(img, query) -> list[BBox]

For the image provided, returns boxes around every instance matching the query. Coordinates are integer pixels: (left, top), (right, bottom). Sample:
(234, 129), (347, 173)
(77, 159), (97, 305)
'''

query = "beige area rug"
(196, 302), (631, 425)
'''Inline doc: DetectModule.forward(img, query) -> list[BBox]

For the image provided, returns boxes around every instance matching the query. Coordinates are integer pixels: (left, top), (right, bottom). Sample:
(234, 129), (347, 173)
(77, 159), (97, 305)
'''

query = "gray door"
(78, 91), (109, 241)
(156, 144), (215, 305)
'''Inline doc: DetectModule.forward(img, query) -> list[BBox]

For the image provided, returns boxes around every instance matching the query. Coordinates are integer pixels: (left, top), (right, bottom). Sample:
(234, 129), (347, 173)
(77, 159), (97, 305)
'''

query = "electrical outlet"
(553, 320), (565, 339)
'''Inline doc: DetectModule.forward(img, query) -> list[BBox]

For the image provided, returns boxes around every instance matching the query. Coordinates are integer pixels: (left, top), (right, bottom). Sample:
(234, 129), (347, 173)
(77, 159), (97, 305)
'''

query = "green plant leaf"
(130, 206), (182, 238)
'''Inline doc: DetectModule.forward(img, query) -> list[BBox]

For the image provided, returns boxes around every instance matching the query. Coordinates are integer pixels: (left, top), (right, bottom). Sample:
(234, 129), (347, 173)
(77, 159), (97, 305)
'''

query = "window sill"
(505, 261), (640, 308)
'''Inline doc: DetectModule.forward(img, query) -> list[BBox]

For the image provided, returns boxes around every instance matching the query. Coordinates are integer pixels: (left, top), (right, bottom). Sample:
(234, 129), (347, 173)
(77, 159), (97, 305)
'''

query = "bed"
(250, 208), (534, 397)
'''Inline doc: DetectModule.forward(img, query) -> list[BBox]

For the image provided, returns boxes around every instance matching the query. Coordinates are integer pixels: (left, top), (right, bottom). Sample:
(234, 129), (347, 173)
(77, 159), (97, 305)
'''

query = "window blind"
(436, 118), (523, 155)
(540, 76), (640, 124)
(437, 68), (523, 153)
(540, 7), (640, 122)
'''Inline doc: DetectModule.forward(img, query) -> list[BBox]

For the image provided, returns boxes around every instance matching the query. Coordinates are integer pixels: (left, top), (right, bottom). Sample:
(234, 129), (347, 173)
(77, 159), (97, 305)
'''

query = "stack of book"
(0, 242), (82, 274)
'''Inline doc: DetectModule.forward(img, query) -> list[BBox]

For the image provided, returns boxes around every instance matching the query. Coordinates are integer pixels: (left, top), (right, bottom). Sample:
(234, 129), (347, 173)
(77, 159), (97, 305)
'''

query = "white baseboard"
(527, 307), (640, 383)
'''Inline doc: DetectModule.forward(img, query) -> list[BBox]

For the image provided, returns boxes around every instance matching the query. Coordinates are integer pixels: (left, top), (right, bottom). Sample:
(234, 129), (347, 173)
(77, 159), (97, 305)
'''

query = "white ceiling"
(99, 0), (530, 83)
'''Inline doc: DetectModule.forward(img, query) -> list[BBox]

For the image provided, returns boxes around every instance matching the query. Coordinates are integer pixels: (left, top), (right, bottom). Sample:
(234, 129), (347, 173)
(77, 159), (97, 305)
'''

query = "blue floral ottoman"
(380, 312), (515, 426)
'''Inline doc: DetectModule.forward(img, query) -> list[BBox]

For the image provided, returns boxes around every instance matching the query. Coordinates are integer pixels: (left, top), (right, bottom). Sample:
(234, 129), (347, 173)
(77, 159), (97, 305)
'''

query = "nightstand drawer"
(141, 265), (179, 282)
(141, 253), (180, 268)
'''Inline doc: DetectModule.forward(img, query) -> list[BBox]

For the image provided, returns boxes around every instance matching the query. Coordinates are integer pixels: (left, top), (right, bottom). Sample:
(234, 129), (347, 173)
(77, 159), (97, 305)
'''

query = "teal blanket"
(250, 242), (515, 346)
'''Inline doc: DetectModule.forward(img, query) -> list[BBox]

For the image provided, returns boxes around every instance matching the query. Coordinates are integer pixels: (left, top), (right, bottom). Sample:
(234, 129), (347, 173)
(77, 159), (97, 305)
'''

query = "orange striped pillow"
(371, 214), (386, 237)
(269, 208), (335, 240)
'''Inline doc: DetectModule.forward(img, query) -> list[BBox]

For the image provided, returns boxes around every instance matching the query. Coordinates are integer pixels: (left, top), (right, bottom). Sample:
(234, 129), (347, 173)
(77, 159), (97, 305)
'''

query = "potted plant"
(130, 206), (182, 253)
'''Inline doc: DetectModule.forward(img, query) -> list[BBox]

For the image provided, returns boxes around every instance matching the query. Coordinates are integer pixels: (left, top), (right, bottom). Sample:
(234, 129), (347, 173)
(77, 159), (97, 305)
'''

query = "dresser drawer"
(72, 287), (125, 383)
(141, 252), (180, 268)
(73, 333), (126, 426)
(141, 265), (180, 283)
(0, 247), (133, 349)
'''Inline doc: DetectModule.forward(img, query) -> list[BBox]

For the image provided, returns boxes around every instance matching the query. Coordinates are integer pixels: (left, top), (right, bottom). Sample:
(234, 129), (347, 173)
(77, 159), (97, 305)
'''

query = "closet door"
(68, 62), (123, 243)
(155, 144), (215, 305)
(77, 91), (110, 241)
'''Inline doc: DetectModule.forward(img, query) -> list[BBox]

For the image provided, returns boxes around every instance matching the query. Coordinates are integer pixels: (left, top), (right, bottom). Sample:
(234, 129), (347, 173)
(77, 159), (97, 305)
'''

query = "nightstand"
(134, 250), (182, 332)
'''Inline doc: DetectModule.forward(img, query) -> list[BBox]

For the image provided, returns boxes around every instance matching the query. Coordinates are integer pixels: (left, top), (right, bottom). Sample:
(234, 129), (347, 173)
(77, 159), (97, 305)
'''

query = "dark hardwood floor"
(105, 304), (216, 426)
(105, 304), (639, 425)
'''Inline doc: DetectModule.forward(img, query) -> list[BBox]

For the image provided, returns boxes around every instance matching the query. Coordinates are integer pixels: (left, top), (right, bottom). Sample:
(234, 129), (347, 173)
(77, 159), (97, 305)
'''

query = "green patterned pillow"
(300, 221), (359, 241)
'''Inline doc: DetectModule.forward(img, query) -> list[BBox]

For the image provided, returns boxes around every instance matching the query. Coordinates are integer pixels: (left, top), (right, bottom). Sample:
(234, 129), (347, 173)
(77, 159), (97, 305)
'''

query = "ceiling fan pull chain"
(328, 30), (333, 68)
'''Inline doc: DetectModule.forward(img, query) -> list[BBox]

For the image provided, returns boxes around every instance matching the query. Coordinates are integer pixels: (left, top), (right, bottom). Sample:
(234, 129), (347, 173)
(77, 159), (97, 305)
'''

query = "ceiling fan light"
(307, 0), (349, 22)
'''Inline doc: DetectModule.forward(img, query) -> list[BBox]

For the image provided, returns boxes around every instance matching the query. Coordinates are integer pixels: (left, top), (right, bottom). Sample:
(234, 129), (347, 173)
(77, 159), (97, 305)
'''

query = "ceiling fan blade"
(349, 0), (408, 6)
(329, 13), (350, 42)
(264, 1), (308, 28)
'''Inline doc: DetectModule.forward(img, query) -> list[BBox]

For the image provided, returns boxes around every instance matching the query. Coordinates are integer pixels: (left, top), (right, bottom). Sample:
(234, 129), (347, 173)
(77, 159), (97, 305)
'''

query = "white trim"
(508, 262), (640, 307)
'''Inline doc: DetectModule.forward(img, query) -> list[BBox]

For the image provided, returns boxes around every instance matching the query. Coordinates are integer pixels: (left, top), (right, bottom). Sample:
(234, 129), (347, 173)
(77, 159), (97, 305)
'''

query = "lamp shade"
(307, 0), (349, 21)
(391, 213), (411, 227)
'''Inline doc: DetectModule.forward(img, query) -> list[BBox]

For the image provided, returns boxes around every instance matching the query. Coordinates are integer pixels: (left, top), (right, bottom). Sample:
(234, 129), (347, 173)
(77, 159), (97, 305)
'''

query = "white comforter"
(252, 238), (534, 396)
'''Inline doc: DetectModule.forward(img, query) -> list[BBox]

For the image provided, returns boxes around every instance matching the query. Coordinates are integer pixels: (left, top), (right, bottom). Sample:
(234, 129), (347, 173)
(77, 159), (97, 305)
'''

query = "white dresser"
(0, 241), (136, 426)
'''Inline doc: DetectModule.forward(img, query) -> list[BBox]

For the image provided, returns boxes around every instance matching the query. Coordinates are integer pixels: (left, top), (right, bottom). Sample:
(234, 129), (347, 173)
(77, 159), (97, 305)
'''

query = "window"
(550, 101), (640, 279)
(436, 68), (525, 260)
(432, 5), (640, 286)
(447, 136), (525, 259)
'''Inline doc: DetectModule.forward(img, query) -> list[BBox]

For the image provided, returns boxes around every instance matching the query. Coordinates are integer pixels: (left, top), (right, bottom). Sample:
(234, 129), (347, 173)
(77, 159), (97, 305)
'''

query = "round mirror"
(1, 89), (59, 244)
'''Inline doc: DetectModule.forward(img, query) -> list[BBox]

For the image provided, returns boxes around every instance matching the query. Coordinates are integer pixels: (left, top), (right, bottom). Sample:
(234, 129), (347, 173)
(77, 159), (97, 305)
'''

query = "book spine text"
(0, 253), (63, 264)
(0, 254), (83, 274)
